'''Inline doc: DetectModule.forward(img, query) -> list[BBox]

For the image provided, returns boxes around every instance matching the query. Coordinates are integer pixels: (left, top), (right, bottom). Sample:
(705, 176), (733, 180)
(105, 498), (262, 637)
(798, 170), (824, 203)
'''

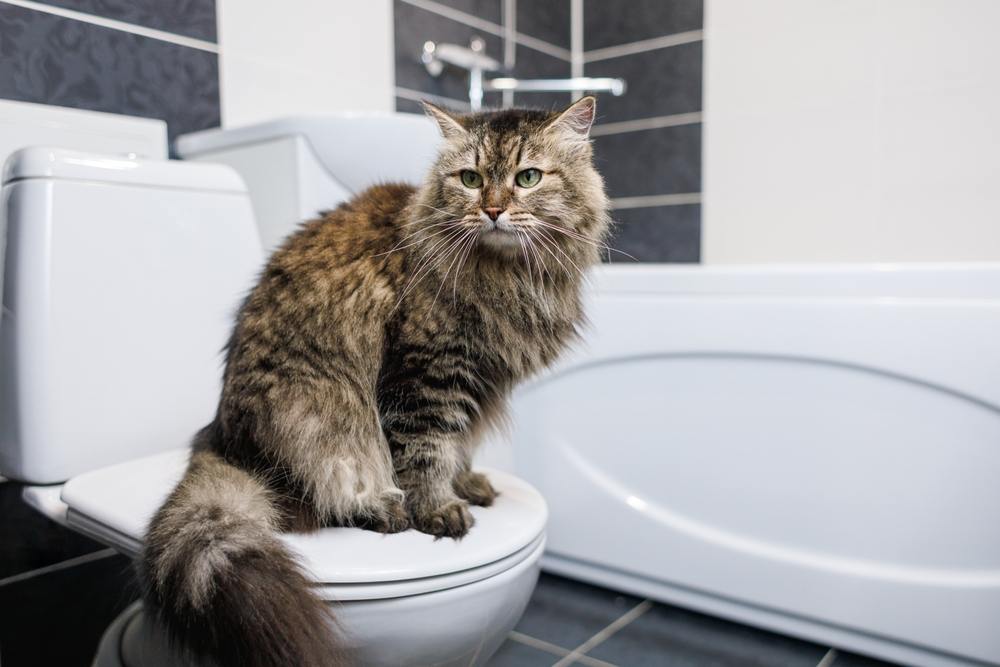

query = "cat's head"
(412, 97), (610, 269)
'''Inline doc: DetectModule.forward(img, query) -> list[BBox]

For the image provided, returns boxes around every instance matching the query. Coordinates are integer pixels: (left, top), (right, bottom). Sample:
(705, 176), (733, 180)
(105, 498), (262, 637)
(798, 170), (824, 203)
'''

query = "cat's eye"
(460, 170), (483, 188)
(515, 168), (542, 188)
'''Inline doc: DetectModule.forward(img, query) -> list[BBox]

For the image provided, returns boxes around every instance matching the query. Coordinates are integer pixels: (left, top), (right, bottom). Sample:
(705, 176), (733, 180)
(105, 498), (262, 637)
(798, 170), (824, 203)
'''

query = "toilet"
(0, 146), (547, 666)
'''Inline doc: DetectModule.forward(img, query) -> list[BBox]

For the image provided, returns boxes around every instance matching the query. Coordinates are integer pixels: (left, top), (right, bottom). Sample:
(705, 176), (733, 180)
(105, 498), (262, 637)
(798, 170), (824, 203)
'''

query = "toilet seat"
(60, 449), (547, 601)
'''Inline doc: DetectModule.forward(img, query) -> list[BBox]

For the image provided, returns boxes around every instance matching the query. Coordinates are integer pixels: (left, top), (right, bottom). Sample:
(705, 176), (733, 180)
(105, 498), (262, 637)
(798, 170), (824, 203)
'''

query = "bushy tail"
(139, 440), (341, 667)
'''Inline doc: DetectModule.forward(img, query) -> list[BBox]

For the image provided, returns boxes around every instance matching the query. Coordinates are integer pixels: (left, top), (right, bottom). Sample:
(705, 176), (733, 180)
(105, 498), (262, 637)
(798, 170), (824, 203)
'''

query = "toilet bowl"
(0, 146), (547, 666)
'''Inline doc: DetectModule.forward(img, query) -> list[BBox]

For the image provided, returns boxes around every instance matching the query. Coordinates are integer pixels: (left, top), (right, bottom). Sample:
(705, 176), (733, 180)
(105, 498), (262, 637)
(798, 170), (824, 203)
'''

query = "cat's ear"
(546, 96), (597, 139)
(422, 101), (467, 140)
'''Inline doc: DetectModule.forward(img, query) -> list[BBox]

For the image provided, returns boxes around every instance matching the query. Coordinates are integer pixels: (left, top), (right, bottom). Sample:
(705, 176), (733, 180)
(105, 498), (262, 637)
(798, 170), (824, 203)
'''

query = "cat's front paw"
(410, 498), (474, 539)
(364, 492), (410, 534)
(453, 471), (498, 507)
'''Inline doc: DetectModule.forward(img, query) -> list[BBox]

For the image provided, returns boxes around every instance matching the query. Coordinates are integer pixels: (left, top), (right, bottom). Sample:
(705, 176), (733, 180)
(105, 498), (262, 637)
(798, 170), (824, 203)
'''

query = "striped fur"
(140, 98), (610, 666)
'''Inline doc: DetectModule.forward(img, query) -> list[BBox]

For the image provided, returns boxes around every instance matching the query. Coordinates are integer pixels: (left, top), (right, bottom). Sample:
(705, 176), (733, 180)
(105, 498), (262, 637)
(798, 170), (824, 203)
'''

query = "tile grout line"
(590, 112), (703, 137)
(508, 630), (573, 657)
(502, 0), (515, 108)
(611, 193), (702, 210)
(0, 0), (219, 52)
(570, 0), (583, 101)
(817, 648), (840, 667)
(399, 0), (571, 61)
(0, 548), (118, 588)
(395, 86), (471, 110)
(551, 599), (653, 667)
(583, 29), (703, 63)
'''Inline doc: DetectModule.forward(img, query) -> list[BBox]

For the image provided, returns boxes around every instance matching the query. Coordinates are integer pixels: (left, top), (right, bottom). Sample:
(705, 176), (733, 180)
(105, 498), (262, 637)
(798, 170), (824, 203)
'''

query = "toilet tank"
(176, 114), (440, 252)
(0, 148), (263, 484)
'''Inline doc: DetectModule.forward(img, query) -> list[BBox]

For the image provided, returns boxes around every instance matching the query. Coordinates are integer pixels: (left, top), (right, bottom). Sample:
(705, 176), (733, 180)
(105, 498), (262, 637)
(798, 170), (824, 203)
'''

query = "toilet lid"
(60, 449), (547, 593)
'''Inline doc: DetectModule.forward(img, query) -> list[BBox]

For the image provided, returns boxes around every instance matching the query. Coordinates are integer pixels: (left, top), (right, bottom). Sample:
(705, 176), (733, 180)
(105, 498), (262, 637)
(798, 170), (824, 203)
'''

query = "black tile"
(517, 0), (571, 49)
(592, 123), (701, 199)
(394, 0), (503, 106)
(395, 96), (426, 114)
(832, 651), (902, 667)
(487, 638), (561, 666)
(586, 602), (828, 667)
(34, 0), (217, 42)
(432, 0), (503, 25)
(0, 481), (107, 579)
(587, 40), (702, 124)
(607, 204), (700, 263)
(513, 572), (643, 650)
(512, 44), (571, 110)
(0, 553), (139, 667)
(584, 0), (703, 51)
(0, 4), (220, 146)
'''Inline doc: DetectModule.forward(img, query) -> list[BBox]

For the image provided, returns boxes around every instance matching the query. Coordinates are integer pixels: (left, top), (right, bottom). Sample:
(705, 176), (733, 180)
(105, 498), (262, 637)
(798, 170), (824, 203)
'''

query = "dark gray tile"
(584, 0), (703, 51)
(395, 96), (426, 114)
(517, 0), (571, 49)
(432, 0), (502, 25)
(34, 0), (217, 42)
(512, 43), (571, 110)
(487, 638), (560, 666)
(606, 204), (700, 263)
(0, 481), (108, 579)
(586, 602), (828, 666)
(587, 40), (702, 124)
(394, 0), (503, 106)
(832, 651), (902, 667)
(0, 553), (139, 666)
(514, 573), (643, 650)
(0, 4), (220, 146)
(592, 123), (701, 199)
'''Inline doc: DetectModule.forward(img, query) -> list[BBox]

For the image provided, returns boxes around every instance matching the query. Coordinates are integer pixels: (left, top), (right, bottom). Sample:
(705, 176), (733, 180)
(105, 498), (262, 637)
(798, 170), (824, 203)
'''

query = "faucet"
(421, 38), (626, 111)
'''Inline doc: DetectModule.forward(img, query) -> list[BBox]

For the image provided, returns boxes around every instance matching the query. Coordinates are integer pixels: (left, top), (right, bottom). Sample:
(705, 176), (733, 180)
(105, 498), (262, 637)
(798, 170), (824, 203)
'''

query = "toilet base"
(92, 537), (543, 667)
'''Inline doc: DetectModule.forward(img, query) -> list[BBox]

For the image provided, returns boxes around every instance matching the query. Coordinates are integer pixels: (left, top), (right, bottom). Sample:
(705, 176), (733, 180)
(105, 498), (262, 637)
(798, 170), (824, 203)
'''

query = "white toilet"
(0, 146), (547, 666)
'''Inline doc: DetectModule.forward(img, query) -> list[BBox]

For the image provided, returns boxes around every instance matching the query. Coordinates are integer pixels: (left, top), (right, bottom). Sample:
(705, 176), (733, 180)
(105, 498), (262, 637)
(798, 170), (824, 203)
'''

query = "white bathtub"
(477, 263), (1000, 667)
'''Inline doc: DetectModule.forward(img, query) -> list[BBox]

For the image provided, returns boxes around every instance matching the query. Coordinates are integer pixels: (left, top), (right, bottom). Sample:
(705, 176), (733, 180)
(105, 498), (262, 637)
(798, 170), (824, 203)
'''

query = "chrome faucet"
(421, 38), (626, 111)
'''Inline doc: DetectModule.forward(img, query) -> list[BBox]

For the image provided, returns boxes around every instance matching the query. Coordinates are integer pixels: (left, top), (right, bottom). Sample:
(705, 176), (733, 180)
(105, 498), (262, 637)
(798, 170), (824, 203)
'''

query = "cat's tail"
(139, 428), (341, 667)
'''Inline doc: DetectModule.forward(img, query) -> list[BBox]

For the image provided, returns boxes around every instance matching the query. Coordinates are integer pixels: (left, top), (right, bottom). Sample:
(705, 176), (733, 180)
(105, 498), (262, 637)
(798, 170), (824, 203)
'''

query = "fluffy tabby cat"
(140, 96), (610, 667)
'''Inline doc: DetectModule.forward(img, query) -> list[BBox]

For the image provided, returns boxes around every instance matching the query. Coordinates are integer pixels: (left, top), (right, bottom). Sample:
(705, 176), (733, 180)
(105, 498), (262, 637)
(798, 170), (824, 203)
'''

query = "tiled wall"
(0, 0), (220, 146)
(392, 0), (703, 262)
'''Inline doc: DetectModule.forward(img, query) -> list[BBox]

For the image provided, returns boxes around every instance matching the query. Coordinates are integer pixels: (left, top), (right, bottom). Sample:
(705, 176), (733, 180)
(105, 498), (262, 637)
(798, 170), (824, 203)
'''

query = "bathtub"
(476, 263), (1000, 667)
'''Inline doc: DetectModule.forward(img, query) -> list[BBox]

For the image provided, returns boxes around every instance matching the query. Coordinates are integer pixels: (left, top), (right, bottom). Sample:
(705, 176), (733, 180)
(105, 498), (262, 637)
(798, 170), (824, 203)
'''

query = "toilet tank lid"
(2, 147), (248, 193)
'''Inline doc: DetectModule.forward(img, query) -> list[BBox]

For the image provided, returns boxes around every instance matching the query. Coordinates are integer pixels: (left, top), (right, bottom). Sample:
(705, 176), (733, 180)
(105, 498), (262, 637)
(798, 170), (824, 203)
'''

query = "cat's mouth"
(478, 221), (523, 248)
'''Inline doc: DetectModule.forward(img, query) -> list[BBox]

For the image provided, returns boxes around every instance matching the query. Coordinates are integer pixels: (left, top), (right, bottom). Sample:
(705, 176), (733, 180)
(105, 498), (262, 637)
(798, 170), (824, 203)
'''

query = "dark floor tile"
(514, 572), (643, 650)
(607, 204), (700, 263)
(587, 41), (702, 124)
(34, 0), (217, 42)
(0, 482), (108, 579)
(586, 602), (828, 667)
(0, 4), (220, 146)
(432, 0), (503, 25)
(488, 638), (561, 666)
(0, 553), (139, 667)
(517, 0), (571, 49)
(592, 123), (701, 199)
(584, 0), (703, 51)
(832, 650), (902, 667)
(394, 0), (503, 105)
(512, 43), (571, 111)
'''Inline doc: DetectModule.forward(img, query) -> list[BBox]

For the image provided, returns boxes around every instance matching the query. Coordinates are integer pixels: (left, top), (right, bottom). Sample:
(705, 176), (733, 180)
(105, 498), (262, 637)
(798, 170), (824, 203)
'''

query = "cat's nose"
(482, 207), (505, 222)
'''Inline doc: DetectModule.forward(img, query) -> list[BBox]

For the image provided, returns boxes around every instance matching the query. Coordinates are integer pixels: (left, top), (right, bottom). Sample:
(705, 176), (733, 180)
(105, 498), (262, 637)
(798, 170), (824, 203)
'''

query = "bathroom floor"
(490, 573), (900, 667)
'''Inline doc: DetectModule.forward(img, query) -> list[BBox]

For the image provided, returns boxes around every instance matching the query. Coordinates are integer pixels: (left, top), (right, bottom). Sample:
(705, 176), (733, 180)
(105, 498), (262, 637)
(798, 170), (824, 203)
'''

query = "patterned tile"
(0, 481), (107, 580)
(0, 4), (220, 146)
(517, 0), (571, 49)
(592, 123), (701, 199)
(587, 40), (702, 124)
(607, 204), (700, 263)
(0, 553), (139, 666)
(513, 573), (643, 650)
(394, 0), (503, 106)
(585, 602), (828, 666)
(33, 0), (218, 42)
(583, 0), (703, 52)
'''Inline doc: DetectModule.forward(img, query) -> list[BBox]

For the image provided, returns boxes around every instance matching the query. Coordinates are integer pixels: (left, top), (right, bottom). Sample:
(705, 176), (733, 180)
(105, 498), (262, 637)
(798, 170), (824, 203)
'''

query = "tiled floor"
(489, 573), (902, 667)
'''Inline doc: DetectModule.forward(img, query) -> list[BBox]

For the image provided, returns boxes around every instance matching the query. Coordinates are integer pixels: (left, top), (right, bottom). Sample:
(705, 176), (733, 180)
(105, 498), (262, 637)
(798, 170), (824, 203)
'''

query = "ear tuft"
(547, 96), (597, 138)
(422, 101), (467, 140)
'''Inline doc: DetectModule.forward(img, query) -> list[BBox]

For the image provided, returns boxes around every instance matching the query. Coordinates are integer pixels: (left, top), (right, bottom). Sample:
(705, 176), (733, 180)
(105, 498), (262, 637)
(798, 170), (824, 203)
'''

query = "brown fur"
(140, 97), (610, 666)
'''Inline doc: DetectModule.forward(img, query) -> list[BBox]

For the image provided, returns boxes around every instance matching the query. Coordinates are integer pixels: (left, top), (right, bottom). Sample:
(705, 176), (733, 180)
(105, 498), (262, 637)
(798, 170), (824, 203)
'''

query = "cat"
(140, 96), (610, 667)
